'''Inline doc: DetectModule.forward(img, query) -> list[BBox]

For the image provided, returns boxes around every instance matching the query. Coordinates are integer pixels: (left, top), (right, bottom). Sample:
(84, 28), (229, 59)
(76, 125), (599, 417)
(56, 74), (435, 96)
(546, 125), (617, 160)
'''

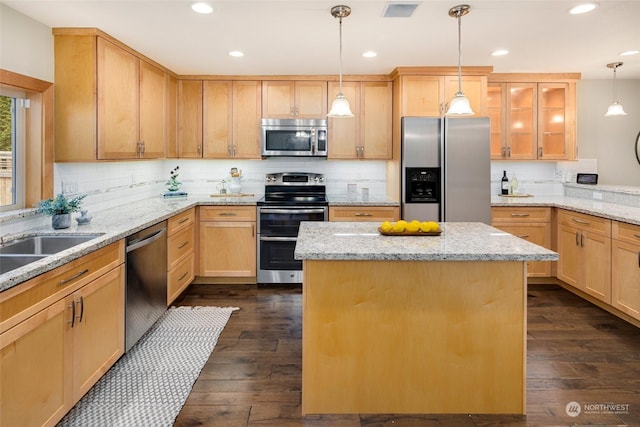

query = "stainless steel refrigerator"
(401, 116), (491, 224)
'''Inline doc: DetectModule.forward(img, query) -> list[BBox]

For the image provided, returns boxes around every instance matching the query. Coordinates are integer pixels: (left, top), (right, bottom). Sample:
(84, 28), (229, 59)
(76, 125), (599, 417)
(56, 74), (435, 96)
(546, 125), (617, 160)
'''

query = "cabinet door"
(139, 61), (167, 158)
(166, 74), (178, 158)
(1, 298), (70, 427)
(582, 231), (612, 304)
(507, 83), (537, 160)
(557, 224), (581, 288)
(538, 83), (570, 159)
(296, 81), (327, 118)
(203, 81), (232, 158)
(488, 84), (505, 159)
(233, 81), (262, 159)
(444, 75), (487, 116)
(361, 81), (392, 159)
(328, 81), (359, 159)
(199, 221), (256, 277)
(493, 223), (551, 277)
(612, 240), (640, 320)
(262, 81), (295, 118)
(97, 38), (139, 159)
(400, 76), (442, 116)
(178, 80), (203, 158)
(72, 265), (125, 401)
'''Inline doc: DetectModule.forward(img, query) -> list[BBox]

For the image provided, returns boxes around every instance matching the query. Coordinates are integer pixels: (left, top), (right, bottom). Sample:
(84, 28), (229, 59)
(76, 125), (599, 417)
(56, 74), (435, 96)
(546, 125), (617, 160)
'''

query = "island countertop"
(294, 221), (559, 262)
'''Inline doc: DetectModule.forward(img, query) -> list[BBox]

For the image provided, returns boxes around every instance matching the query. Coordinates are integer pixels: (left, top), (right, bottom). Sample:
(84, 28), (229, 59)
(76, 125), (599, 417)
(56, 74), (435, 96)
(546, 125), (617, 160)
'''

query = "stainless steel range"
(257, 172), (328, 284)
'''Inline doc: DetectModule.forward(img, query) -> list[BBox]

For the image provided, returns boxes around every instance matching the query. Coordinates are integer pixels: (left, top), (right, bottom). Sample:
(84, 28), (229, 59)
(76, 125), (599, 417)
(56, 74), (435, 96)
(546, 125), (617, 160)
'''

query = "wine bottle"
(501, 171), (509, 195)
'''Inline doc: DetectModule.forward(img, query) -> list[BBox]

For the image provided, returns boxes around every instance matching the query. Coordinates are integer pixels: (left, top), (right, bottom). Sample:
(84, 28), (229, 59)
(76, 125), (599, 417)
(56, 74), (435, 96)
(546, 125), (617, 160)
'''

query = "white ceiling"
(5, 0), (640, 79)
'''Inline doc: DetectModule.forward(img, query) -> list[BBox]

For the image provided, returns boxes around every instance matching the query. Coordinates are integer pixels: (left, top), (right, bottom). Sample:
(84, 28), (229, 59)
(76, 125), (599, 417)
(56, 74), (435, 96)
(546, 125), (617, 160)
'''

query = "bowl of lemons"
(378, 220), (441, 236)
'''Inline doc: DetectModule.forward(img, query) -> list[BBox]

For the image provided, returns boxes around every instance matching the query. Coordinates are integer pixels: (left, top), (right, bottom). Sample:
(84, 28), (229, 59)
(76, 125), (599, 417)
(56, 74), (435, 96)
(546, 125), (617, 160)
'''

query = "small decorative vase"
(229, 177), (242, 194)
(52, 213), (71, 229)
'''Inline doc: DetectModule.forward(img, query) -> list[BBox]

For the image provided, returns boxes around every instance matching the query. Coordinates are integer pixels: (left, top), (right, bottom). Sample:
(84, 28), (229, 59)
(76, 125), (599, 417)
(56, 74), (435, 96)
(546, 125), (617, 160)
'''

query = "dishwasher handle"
(126, 228), (166, 253)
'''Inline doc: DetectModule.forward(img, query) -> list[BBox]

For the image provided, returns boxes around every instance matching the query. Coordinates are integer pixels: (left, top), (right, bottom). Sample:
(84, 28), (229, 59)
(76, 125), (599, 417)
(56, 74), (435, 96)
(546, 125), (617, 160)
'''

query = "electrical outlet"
(554, 169), (564, 179)
(593, 192), (603, 200)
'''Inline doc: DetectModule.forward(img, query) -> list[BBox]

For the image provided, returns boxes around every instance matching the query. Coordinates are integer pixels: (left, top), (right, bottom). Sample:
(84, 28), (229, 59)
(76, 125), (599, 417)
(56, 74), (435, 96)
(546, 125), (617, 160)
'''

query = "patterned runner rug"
(58, 306), (238, 427)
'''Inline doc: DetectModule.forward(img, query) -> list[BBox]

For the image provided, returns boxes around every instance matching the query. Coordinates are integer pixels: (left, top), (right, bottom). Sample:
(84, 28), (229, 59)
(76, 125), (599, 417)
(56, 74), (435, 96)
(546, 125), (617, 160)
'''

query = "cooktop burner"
(258, 172), (328, 206)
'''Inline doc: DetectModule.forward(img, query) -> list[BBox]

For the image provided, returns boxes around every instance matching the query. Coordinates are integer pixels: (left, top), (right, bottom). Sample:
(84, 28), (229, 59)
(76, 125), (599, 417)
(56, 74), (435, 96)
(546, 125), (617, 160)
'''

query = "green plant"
(36, 193), (86, 216)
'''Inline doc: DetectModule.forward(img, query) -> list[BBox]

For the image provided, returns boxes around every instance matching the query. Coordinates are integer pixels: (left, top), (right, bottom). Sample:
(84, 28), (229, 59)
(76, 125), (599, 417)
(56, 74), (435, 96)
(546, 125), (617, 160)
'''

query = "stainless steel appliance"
(261, 118), (328, 157)
(401, 116), (491, 224)
(257, 172), (328, 284)
(125, 221), (167, 352)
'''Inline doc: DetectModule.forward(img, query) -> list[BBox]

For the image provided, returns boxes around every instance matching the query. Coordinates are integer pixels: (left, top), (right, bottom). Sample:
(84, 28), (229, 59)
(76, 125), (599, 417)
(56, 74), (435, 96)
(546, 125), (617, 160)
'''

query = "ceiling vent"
(382, 2), (421, 18)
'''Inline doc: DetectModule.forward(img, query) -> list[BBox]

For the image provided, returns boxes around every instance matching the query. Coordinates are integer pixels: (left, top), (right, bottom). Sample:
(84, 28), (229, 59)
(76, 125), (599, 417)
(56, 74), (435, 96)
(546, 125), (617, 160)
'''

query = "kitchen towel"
(58, 305), (238, 427)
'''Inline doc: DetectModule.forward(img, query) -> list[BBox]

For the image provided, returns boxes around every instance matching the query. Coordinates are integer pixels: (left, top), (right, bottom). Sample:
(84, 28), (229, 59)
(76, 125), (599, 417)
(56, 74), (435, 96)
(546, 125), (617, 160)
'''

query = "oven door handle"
(259, 236), (298, 242)
(259, 208), (326, 215)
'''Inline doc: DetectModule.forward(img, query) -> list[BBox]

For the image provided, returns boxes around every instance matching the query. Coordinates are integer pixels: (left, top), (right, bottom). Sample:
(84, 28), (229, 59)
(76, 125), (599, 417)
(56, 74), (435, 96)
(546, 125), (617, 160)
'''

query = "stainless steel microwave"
(261, 118), (328, 157)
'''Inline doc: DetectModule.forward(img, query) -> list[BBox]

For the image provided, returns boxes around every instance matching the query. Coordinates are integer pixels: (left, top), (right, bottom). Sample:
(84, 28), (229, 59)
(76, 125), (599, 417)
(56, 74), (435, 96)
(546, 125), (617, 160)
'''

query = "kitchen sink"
(0, 234), (103, 274)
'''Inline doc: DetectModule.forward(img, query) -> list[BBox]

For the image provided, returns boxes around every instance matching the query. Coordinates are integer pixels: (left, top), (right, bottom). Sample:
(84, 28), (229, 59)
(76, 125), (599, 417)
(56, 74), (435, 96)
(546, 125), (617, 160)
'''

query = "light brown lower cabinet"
(0, 241), (125, 427)
(198, 206), (256, 277)
(491, 207), (552, 277)
(167, 208), (195, 304)
(611, 221), (640, 321)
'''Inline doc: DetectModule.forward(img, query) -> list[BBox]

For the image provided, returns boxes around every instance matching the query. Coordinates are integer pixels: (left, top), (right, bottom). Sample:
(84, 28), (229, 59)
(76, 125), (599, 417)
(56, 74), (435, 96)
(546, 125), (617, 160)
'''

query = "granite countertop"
(0, 194), (261, 292)
(491, 195), (640, 226)
(294, 221), (559, 262)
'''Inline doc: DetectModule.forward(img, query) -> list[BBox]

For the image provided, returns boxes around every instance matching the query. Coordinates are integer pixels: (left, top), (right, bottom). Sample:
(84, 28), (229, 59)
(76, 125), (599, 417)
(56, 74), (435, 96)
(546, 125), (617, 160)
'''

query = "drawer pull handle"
(516, 235), (530, 239)
(511, 213), (530, 217)
(60, 269), (89, 286)
(178, 217), (189, 224)
(575, 231), (580, 246)
(219, 212), (237, 216)
(178, 271), (189, 281)
(581, 232), (585, 248)
(638, 251), (640, 268)
(178, 241), (189, 249)
(634, 234), (640, 240)
(77, 296), (84, 323)
(572, 218), (590, 225)
(355, 213), (374, 217)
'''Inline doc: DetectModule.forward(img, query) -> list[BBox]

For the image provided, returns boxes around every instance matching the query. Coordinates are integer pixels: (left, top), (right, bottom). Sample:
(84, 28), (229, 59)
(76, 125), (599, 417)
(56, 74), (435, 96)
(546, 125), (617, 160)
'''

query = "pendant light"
(328, 5), (354, 118)
(446, 4), (474, 116)
(604, 62), (627, 117)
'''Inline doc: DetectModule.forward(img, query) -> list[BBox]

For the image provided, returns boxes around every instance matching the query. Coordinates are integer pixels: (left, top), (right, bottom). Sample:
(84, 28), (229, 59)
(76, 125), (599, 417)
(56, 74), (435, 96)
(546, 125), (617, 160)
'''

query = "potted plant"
(36, 193), (87, 229)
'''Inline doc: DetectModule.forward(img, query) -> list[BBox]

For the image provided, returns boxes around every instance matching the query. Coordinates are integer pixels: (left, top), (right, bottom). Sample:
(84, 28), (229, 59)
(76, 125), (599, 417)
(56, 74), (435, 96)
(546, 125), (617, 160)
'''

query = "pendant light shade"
(604, 62), (627, 117)
(446, 4), (474, 116)
(328, 5), (354, 118)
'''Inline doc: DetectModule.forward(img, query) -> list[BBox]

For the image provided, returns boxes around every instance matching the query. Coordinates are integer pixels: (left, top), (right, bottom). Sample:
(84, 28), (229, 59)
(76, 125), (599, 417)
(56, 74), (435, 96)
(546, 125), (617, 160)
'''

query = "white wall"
(576, 79), (640, 186)
(0, 3), (54, 82)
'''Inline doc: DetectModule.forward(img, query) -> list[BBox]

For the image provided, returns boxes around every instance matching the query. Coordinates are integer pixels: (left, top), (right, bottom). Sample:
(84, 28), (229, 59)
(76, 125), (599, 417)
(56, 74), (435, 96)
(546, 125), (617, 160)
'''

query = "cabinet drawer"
(558, 209), (611, 236)
(612, 221), (640, 245)
(0, 240), (124, 334)
(167, 224), (195, 270)
(329, 206), (400, 222)
(168, 208), (195, 235)
(168, 253), (194, 305)
(491, 207), (550, 223)
(200, 205), (256, 222)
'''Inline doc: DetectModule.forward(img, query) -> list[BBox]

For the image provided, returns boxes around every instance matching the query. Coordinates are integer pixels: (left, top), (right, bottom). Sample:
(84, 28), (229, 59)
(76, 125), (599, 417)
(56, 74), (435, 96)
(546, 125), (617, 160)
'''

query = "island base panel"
(302, 260), (526, 415)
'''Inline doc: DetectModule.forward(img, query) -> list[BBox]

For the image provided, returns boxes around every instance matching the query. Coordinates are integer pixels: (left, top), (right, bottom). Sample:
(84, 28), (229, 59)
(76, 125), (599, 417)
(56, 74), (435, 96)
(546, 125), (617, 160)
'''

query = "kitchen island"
(294, 221), (558, 415)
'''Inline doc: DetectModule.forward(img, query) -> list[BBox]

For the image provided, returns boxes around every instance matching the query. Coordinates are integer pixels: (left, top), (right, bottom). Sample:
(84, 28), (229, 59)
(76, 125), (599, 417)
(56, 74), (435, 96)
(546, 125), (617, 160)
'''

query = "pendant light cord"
(456, 13), (462, 94)
(338, 16), (344, 96)
(612, 66), (617, 101)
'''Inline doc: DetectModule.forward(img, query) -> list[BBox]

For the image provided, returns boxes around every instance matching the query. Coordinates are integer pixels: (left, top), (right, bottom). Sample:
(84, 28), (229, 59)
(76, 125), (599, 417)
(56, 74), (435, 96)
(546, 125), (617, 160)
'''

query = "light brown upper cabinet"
(488, 74), (579, 160)
(178, 80), (203, 158)
(54, 30), (171, 161)
(204, 80), (262, 159)
(166, 74), (178, 158)
(328, 81), (392, 159)
(262, 81), (327, 119)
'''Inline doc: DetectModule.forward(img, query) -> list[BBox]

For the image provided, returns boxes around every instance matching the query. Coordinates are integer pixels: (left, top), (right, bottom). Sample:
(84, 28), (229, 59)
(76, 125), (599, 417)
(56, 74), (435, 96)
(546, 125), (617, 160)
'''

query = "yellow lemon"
(406, 221), (420, 232)
(425, 221), (440, 232)
(392, 222), (406, 233)
(380, 221), (393, 232)
(419, 221), (431, 232)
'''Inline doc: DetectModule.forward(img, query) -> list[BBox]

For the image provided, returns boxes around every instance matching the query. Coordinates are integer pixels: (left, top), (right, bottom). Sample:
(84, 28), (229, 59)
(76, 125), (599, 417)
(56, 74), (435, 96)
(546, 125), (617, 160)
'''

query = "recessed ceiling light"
(228, 50), (244, 57)
(191, 2), (213, 14)
(491, 49), (509, 57)
(362, 51), (378, 58)
(619, 50), (639, 56)
(569, 3), (598, 15)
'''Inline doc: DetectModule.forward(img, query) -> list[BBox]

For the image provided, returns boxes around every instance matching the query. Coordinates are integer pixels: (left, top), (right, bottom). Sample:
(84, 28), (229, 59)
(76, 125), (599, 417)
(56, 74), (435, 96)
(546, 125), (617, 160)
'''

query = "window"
(0, 87), (25, 212)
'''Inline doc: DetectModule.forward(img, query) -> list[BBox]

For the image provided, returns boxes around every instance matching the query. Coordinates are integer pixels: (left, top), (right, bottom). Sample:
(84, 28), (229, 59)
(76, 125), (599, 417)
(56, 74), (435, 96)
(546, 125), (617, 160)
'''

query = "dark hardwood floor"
(173, 283), (640, 426)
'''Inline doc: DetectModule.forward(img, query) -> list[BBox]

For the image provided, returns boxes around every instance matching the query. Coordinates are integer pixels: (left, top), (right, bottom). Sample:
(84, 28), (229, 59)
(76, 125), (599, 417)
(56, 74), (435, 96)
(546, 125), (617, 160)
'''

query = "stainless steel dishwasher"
(125, 221), (167, 352)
